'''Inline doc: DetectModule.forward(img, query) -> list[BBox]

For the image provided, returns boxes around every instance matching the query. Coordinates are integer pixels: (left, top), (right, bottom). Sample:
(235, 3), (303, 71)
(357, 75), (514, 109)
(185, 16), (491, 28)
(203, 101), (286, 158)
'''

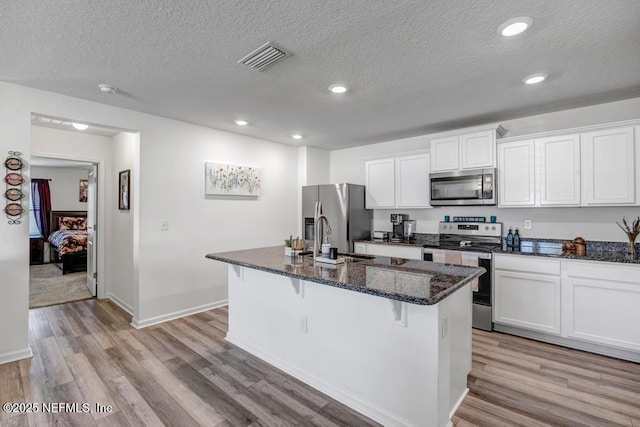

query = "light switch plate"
(160, 219), (169, 231)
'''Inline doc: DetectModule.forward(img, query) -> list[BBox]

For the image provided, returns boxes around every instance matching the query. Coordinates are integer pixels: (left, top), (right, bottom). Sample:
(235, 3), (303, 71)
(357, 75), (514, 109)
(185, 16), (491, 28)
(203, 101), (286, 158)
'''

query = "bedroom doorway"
(29, 157), (97, 309)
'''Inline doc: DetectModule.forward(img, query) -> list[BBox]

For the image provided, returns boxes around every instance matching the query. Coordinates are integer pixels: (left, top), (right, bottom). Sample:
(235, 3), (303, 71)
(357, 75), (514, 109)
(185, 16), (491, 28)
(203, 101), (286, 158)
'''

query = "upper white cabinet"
(365, 152), (430, 209)
(430, 125), (505, 172)
(498, 139), (535, 206)
(365, 158), (395, 208)
(582, 126), (635, 205)
(498, 122), (639, 207)
(538, 134), (581, 206)
(430, 136), (459, 171)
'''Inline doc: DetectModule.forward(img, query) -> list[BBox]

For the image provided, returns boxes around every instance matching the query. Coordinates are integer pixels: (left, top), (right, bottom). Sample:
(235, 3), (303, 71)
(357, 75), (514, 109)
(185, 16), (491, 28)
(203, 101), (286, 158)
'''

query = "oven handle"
(422, 248), (492, 260)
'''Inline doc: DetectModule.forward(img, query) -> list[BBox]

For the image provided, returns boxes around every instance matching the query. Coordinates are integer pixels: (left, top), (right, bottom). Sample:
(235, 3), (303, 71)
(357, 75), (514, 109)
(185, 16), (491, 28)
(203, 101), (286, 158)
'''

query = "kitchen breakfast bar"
(206, 246), (485, 427)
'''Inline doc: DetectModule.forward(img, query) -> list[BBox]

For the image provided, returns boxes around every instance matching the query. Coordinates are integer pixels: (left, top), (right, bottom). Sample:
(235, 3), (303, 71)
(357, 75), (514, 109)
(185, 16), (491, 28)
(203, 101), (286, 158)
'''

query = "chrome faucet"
(313, 202), (332, 260)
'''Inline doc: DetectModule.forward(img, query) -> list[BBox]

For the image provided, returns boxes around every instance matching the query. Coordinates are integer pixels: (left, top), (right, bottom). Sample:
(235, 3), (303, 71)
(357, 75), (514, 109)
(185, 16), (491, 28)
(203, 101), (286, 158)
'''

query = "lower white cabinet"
(354, 242), (423, 261)
(494, 254), (640, 356)
(562, 260), (640, 352)
(493, 255), (561, 334)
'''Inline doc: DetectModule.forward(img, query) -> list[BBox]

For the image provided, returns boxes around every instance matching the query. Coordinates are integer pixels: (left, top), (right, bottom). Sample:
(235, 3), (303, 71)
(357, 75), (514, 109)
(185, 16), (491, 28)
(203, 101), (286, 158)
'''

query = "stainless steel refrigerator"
(302, 184), (371, 253)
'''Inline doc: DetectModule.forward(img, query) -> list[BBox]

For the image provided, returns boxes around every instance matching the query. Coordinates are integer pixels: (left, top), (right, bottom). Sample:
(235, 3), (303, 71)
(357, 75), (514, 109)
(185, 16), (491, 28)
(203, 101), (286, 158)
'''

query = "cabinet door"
(365, 158), (395, 208)
(395, 153), (430, 208)
(563, 261), (640, 351)
(365, 243), (423, 260)
(582, 126), (635, 205)
(538, 134), (581, 205)
(430, 136), (459, 172)
(494, 269), (561, 334)
(460, 130), (495, 169)
(353, 242), (368, 255)
(497, 140), (535, 206)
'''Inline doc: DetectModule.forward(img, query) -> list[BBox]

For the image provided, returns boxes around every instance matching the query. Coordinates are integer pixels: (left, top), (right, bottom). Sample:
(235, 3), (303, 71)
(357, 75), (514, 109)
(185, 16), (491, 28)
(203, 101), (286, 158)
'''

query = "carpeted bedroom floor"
(29, 263), (93, 308)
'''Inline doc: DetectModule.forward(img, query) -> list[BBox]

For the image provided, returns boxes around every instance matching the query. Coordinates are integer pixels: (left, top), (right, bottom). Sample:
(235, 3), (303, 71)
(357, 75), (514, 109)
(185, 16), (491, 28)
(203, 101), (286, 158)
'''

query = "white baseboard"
(131, 299), (228, 329)
(449, 387), (469, 420)
(106, 293), (134, 316)
(0, 346), (33, 365)
(226, 334), (411, 427)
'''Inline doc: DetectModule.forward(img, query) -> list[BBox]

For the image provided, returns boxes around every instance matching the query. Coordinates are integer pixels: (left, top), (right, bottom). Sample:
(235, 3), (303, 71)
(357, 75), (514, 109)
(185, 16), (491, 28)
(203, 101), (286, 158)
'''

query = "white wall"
(109, 132), (138, 314)
(330, 98), (640, 242)
(0, 81), (299, 362)
(30, 166), (89, 211)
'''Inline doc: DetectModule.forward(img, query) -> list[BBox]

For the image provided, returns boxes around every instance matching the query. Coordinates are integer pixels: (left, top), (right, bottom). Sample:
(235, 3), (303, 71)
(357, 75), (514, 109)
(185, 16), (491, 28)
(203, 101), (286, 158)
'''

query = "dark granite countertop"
(494, 240), (640, 265)
(206, 246), (485, 305)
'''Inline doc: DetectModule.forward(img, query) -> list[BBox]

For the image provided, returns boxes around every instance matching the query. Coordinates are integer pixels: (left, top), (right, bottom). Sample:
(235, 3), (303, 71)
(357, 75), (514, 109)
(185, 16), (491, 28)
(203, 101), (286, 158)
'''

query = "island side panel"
(225, 264), (471, 427)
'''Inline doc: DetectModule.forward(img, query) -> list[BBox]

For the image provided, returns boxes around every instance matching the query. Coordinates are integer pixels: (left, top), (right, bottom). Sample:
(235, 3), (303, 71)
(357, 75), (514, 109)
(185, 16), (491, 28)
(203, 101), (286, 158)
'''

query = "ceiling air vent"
(238, 42), (290, 71)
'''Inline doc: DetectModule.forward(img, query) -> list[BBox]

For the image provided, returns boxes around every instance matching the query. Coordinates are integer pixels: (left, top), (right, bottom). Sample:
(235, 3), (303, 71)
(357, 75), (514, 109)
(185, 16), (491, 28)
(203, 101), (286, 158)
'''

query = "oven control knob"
(484, 226), (489, 231)
(492, 226), (496, 230)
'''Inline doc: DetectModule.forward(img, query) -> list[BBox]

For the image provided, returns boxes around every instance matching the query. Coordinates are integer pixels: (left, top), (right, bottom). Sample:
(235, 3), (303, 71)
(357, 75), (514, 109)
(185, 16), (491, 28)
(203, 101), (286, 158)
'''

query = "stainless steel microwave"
(429, 168), (496, 206)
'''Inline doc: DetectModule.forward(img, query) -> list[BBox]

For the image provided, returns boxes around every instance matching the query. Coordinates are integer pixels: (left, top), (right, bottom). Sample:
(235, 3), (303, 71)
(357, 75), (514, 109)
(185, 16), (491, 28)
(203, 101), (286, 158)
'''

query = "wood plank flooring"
(0, 299), (638, 426)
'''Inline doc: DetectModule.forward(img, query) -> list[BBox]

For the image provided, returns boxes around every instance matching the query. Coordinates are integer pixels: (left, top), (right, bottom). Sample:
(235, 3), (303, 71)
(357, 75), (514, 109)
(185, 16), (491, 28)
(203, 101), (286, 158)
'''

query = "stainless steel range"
(423, 221), (502, 331)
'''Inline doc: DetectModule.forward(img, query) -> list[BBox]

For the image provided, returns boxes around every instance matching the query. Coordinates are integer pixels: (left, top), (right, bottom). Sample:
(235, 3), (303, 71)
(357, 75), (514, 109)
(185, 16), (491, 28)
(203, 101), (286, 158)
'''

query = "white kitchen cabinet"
(582, 126), (636, 205)
(498, 121), (640, 208)
(365, 152), (430, 209)
(538, 134), (581, 206)
(493, 254), (561, 334)
(362, 242), (423, 260)
(430, 125), (504, 173)
(430, 136), (459, 172)
(365, 158), (395, 208)
(497, 139), (535, 206)
(395, 153), (430, 207)
(353, 242), (368, 255)
(562, 260), (640, 352)
(460, 130), (496, 170)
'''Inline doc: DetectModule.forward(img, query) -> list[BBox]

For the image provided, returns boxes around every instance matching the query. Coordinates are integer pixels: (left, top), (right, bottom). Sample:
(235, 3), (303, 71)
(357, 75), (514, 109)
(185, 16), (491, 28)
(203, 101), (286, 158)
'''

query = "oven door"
(423, 248), (493, 330)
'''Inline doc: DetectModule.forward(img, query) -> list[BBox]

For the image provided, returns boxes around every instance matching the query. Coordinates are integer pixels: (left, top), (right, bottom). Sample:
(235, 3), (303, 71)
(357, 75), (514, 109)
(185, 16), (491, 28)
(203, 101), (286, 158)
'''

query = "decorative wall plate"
(4, 188), (24, 201)
(4, 173), (24, 185)
(4, 157), (24, 170)
(4, 203), (24, 216)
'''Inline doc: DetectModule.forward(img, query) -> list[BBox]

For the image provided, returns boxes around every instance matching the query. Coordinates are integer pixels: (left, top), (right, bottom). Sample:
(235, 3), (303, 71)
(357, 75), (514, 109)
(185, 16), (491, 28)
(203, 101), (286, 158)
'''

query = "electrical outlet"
(524, 219), (532, 230)
(299, 315), (307, 333)
(160, 219), (169, 231)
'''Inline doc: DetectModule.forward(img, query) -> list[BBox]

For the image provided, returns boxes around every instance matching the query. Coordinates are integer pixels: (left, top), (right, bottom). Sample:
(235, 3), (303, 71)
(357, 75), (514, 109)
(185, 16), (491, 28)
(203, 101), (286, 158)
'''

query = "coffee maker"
(390, 213), (409, 242)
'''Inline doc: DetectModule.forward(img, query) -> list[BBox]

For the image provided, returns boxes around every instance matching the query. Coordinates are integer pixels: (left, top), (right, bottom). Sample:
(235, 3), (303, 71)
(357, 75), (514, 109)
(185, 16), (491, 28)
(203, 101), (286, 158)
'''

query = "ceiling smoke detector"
(238, 42), (290, 71)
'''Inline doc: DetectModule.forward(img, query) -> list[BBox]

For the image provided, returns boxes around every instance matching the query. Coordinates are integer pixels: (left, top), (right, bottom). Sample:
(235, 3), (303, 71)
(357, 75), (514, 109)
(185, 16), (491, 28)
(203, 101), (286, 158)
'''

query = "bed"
(48, 211), (88, 275)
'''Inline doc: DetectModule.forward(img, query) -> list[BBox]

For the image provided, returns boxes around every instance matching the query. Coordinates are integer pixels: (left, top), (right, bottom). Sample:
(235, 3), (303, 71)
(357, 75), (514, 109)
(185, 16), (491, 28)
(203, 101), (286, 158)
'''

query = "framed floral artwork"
(205, 162), (261, 196)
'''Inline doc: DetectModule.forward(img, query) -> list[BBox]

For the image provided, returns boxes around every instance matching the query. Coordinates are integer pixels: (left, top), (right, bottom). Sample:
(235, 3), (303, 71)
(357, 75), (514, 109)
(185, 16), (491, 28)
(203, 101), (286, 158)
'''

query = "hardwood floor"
(1, 299), (638, 426)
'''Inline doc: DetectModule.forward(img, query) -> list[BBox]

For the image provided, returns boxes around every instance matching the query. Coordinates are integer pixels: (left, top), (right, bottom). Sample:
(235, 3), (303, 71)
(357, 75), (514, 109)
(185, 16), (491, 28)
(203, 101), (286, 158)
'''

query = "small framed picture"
(79, 179), (88, 202)
(118, 170), (130, 210)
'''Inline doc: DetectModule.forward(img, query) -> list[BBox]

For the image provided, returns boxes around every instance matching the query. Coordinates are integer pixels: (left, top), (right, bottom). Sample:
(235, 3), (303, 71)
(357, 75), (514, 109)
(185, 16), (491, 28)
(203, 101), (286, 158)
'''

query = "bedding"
(48, 229), (88, 256)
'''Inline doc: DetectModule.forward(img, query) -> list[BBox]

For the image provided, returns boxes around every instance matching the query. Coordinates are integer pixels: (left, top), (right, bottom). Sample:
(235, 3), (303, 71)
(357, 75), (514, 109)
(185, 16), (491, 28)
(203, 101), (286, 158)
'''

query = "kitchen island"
(206, 246), (485, 427)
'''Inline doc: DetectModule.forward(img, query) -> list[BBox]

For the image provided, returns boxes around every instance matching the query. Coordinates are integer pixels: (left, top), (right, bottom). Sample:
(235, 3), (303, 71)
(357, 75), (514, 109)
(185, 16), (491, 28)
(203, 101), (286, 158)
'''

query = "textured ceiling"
(2, 0), (640, 149)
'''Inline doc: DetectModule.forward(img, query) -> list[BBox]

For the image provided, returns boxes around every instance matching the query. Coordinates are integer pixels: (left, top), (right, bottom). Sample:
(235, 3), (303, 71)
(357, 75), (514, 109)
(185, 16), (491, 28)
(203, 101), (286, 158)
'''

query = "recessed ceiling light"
(234, 119), (249, 126)
(523, 73), (547, 84)
(291, 134), (303, 140)
(72, 123), (89, 130)
(498, 17), (533, 37)
(328, 84), (349, 94)
(98, 84), (117, 94)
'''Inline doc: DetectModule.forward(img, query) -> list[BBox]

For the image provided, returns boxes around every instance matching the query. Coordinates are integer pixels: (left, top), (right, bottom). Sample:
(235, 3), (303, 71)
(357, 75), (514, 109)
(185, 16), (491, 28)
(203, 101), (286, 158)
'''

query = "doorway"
(28, 157), (98, 308)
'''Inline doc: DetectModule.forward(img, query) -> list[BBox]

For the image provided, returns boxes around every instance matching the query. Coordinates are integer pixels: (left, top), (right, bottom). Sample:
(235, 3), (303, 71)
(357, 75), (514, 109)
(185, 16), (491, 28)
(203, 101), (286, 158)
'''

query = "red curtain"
(31, 179), (51, 239)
